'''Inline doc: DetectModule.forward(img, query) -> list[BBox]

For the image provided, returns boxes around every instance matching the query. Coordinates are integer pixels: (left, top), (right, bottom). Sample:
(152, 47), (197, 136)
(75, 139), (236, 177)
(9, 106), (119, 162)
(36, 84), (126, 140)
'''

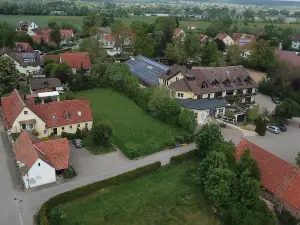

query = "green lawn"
(49, 159), (221, 225)
(3, 14), (300, 31)
(0, 15), (84, 28)
(75, 88), (184, 157)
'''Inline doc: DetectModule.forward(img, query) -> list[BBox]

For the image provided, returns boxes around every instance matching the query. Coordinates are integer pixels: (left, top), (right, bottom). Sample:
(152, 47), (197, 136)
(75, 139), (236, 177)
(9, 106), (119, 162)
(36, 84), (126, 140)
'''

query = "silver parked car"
(266, 125), (280, 134)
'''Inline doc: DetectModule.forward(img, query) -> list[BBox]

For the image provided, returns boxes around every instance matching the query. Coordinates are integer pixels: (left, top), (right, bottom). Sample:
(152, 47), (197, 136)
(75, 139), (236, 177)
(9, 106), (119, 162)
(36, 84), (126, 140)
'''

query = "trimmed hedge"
(61, 132), (77, 140)
(39, 161), (162, 225)
(170, 150), (197, 163)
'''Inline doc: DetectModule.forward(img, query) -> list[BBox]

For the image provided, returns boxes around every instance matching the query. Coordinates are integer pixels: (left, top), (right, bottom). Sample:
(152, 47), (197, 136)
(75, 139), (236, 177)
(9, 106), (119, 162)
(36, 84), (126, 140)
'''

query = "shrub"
(124, 142), (141, 159)
(164, 137), (176, 148)
(92, 123), (113, 146)
(76, 128), (82, 138)
(183, 133), (195, 143)
(174, 135), (185, 144)
(32, 130), (39, 137)
(170, 150), (197, 163)
(61, 132), (77, 140)
(178, 109), (197, 132)
(39, 161), (161, 225)
(255, 116), (267, 136)
(62, 166), (77, 179)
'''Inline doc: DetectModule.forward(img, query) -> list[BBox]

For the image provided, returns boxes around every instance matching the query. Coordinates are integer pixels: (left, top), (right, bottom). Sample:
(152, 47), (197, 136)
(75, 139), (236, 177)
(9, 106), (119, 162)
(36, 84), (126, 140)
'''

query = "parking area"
(69, 142), (130, 177)
(246, 118), (300, 165)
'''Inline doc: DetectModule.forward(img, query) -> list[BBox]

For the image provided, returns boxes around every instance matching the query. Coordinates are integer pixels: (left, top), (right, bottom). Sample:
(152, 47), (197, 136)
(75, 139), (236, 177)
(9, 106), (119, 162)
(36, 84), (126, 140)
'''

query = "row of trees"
(195, 124), (277, 225)
(102, 63), (196, 132)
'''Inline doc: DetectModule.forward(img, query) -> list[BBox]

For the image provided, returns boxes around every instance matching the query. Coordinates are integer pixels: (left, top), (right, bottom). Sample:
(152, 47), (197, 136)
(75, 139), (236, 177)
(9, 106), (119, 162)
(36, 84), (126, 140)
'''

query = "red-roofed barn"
(236, 139), (300, 217)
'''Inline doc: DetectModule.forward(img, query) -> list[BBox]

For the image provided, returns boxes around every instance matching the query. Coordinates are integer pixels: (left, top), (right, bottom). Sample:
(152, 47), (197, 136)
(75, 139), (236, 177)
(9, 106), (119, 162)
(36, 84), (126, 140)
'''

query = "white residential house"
(215, 33), (235, 46)
(16, 21), (38, 32)
(13, 130), (69, 189)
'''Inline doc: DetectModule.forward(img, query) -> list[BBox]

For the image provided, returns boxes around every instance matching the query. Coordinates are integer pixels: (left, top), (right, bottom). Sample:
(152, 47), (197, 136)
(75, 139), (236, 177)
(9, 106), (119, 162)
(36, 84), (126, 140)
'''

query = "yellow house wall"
(46, 121), (93, 136)
(11, 108), (46, 134)
(174, 91), (195, 99)
(159, 73), (184, 86)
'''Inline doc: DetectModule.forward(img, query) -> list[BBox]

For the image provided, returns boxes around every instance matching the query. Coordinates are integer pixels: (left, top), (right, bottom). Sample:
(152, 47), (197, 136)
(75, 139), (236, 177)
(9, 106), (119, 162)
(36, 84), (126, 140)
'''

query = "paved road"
(0, 117), (242, 225)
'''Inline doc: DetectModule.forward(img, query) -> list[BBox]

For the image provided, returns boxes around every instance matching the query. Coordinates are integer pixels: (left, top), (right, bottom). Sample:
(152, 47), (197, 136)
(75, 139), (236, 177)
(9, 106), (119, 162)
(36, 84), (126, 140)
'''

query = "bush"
(178, 109), (197, 132)
(76, 128), (82, 138)
(62, 166), (77, 179)
(174, 135), (185, 144)
(124, 142), (141, 159)
(32, 130), (39, 137)
(92, 123), (113, 146)
(39, 161), (162, 225)
(164, 137), (176, 148)
(255, 116), (267, 136)
(183, 133), (195, 143)
(61, 132), (77, 140)
(170, 150), (197, 163)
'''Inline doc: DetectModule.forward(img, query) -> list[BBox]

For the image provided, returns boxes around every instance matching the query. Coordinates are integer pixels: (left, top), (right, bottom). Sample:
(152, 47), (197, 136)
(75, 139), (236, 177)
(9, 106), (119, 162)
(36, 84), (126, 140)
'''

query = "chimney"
(186, 61), (193, 70)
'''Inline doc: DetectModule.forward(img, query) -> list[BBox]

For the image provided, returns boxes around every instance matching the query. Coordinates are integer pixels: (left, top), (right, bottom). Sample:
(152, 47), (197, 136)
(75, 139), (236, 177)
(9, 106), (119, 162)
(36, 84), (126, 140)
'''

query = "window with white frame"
(218, 108), (224, 113)
(24, 111), (28, 115)
(21, 124), (26, 130)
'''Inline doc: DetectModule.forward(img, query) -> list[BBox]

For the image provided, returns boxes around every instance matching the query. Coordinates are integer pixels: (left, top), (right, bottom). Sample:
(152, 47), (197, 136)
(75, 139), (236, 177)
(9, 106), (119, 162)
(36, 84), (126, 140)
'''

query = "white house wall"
(13, 59), (41, 75)
(22, 158), (56, 189)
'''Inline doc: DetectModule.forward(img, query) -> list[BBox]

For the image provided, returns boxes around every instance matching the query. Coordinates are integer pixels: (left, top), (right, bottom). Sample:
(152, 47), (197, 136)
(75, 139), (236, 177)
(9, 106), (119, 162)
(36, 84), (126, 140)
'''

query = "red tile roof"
(35, 138), (69, 170)
(236, 139), (300, 210)
(200, 34), (208, 42)
(14, 42), (32, 52)
(60, 52), (92, 70)
(60, 29), (73, 39)
(216, 33), (229, 40)
(40, 28), (52, 36)
(30, 98), (93, 128)
(13, 131), (39, 174)
(1, 89), (26, 129)
(32, 35), (50, 44)
(275, 50), (300, 68)
(173, 28), (182, 37)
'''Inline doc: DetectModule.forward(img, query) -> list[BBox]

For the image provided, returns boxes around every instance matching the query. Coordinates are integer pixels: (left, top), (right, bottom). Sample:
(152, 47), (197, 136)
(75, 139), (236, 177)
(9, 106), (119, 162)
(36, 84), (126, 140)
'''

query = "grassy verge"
(48, 158), (221, 225)
(75, 88), (184, 157)
(83, 135), (116, 155)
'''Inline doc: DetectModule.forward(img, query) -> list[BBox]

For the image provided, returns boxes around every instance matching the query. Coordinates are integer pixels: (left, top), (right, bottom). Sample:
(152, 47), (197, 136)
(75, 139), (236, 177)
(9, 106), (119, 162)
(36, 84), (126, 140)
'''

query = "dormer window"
(244, 76), (252, 84)
(78, 111), (82, 116)
(211, 79), (219, 87)
(201, 82), (208, 88)
(234, 77), (242, 85)
(223, 78), (231, 87)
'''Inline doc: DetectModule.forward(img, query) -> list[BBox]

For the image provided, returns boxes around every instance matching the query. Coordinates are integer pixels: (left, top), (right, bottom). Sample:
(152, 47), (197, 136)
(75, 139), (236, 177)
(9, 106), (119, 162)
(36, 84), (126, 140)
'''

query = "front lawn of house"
(48, 159), (222, 225)
(75, 88), (185, 157)
(83, 135), (116, 155)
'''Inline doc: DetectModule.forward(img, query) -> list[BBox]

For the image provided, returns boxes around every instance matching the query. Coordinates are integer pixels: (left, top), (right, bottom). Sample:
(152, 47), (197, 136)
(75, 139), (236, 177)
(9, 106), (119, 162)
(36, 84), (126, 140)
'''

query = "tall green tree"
(0, 22), (15, 48)
(201, 42), (221, 66)
(249, 40), (276, 70)
(0, 56), (19, 97)
(274, 98), (300, 119)
(178, 108), (196, 133)
(79, 38), (106, 63)
(282, 37), (292, 50)
(92, 123), (113, 147)
(184, 31), (202, 60)
(50, 63), (72, 83)
(195, 123), (223, 157)
(133, 31), (155, 57)
(50, 26), (61, 45)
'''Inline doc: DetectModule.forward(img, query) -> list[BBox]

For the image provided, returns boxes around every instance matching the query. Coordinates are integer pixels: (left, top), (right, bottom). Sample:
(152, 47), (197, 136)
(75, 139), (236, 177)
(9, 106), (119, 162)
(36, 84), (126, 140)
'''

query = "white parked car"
(266, 125), (280, 134)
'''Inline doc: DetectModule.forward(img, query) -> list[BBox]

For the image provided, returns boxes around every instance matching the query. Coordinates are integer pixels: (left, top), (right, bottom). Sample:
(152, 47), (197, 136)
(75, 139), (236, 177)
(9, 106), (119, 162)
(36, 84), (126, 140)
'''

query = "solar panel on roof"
(137, 56), (169, 72)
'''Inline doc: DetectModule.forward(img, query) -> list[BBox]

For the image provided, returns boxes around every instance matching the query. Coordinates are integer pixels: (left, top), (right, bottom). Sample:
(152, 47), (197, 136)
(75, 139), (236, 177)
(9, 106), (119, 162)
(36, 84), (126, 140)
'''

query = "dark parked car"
(275, 124), (287, 132)
(272, 97), (281, 104)
(72, 138), (84, 148)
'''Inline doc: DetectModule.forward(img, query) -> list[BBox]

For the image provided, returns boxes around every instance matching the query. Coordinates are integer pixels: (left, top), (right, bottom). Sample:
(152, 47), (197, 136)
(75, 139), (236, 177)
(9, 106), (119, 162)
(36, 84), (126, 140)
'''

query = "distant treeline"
(0, 1), (93, 16)
(230, 0), (300, 6)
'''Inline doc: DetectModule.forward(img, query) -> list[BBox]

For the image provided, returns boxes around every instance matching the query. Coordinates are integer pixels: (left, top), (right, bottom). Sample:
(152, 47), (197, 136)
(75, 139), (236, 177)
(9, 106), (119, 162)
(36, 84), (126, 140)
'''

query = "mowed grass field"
(75, 88), (184, 157)
(2, 14), (300, 31)
(48, 159), (222, 225)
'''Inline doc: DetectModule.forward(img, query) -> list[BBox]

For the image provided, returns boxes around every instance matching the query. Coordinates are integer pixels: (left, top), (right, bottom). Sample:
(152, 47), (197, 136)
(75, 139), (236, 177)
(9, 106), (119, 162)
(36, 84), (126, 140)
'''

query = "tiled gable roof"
(200, 34), (208, 42)
(14, 42), (32, 51)
(30, 98), (93, 128)
(60, 52), (92, 70)
(32, 35), (51, 44)
(1, 89), (26, 129)
(29, 78), (62, 90)
(35, 138), (69, 170)
(168, 66), (258, 95)
(236, 139), (300, 210)
(216, 33), (229, 40)
(275, 50), (300, 68)
(13, 131), (70, 173)
(173, 28), (183, 37)
(288, 34), (300, 43)
(60, 29), (73, 39)
(13, 131), (39, 175)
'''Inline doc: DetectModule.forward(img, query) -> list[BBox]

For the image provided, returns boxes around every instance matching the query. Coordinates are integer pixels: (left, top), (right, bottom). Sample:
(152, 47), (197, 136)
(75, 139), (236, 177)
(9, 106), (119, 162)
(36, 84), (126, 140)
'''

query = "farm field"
(2, 14), (300, 31)
(75, 88), (184, 158)
(48, 158), (222, 225)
